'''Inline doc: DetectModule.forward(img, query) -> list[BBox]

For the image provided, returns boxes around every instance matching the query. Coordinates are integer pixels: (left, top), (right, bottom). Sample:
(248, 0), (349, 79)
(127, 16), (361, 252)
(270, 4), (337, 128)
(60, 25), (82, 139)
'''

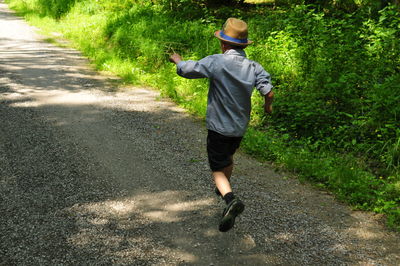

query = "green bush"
(37, 0), (77, 18)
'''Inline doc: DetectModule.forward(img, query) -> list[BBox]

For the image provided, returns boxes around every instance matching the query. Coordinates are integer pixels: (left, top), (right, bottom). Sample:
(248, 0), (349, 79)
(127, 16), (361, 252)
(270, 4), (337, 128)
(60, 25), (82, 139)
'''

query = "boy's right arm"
(254, 64), (274, 114)
(264, 91), (274, 114)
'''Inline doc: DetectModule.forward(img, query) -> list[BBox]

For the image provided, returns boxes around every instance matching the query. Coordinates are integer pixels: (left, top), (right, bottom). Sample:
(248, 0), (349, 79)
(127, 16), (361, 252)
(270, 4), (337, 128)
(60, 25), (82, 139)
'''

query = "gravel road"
(1, 1), (399, 265)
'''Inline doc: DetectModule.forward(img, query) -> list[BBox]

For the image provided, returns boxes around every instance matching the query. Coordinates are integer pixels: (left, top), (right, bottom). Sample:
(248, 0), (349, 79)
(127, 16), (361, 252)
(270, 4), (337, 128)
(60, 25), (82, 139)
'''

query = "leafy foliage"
(36, 0), (77, 18)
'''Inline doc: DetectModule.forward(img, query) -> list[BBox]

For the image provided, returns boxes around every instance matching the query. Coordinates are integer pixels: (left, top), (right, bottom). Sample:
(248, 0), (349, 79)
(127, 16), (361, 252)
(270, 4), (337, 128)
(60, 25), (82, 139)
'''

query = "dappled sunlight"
(64, 190), (215, 263)
(346, 212), (387, 241)
(203, 228), (219, 237)
(166, 199), (212, 212)
(0, 15), (181, 117)
(348, 227), (382, 240)
(5, 90), (103, 107)
(107, 200), (136, 215)
(273, 232), (295, 242)
(9, 99), (39, 107)
(60, 188), (288, 263)
(143, 196), (213, 223)
(68, 190), (212, 221)
(240, 234), (257, 250)
(0, 67), (180, 115)
(37, 91), (104, 106)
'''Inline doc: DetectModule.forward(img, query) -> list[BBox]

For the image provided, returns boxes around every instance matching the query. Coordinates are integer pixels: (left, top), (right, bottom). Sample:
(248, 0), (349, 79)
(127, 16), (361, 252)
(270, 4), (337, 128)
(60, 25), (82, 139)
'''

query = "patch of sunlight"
(90, 218), (109, 225)
(2, 71), (187, 117)
(0, 64), (24, 71)
(166, 199), (214, 212)
(347, 212), (385, 240)
(65, 191), (208, 263)
(170, 251), (197, 262)
(107, 200), (136, 215)
(145, 211), (180, 222)
(68, 190), (213, 224)
(8, 91), (102, 107)
(43, 91), (103, 105)
(203, 228), (219, 237)
(273, 232), (295, 242)
(9, 99), (39, 107)
(240, 234), (257, 250)
(347, 226), (382, 240)
(134, 191), (213, 223)
(144, 198), (213, 222)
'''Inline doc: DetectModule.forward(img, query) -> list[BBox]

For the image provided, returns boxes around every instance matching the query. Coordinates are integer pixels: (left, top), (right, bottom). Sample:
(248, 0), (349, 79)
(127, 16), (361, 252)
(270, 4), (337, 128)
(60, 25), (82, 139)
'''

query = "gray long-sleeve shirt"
(177, 49), (273, 137)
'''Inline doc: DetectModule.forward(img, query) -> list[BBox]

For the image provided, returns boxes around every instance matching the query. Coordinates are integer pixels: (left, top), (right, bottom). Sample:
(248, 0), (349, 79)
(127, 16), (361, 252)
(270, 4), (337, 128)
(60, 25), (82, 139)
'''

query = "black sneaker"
(219, 198), (245, 232)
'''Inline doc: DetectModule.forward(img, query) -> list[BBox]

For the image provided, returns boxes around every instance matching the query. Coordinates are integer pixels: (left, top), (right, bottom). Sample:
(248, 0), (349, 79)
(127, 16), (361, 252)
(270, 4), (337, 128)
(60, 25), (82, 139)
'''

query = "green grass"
(5, 0), (400, 230)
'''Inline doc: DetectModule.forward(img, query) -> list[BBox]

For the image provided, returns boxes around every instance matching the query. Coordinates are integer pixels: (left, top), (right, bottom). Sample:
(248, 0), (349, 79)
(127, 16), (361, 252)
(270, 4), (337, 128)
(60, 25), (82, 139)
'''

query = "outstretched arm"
(169, 53), (182, 65)
(170, 53), (215, 79)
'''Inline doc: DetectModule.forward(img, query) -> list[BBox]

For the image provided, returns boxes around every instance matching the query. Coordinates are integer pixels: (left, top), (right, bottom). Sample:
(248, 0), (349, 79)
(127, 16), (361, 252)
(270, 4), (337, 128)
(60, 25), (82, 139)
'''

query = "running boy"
(169, 18), (274, 232)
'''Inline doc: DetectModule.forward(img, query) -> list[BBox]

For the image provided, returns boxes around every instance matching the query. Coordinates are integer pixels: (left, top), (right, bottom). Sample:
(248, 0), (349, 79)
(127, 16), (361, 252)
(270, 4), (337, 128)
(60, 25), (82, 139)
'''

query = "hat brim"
(214, 30), (253, 46)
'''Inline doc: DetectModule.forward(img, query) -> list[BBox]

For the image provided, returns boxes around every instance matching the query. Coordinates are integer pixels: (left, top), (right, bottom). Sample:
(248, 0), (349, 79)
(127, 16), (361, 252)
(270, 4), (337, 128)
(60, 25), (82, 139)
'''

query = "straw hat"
(214, 18), (253, 46)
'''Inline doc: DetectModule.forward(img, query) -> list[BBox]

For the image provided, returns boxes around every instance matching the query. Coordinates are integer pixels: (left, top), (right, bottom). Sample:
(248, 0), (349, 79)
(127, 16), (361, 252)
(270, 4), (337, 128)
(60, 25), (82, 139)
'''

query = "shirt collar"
(224, 49), (247, 57)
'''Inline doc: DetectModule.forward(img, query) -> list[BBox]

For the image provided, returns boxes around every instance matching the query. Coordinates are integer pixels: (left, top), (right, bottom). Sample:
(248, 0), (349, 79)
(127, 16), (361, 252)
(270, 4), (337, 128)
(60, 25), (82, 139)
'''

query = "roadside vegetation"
(5, 0), (399, 230)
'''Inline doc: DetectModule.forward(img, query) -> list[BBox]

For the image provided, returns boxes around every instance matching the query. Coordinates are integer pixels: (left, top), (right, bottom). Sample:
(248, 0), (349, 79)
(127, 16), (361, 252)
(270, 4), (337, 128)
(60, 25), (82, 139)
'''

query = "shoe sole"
(219, 201), (245, 232)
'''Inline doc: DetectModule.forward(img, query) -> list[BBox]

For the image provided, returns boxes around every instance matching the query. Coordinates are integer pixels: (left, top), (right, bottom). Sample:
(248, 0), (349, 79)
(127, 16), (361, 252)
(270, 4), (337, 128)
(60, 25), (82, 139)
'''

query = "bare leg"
(213, 158), (234, 197)
(213, 158), (244, 232)
(223, 161), (233, 181)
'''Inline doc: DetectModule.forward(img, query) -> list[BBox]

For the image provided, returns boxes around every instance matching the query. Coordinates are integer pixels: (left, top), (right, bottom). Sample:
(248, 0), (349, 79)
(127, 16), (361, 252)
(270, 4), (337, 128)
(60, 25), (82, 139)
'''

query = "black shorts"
(207, 130), (243, 171)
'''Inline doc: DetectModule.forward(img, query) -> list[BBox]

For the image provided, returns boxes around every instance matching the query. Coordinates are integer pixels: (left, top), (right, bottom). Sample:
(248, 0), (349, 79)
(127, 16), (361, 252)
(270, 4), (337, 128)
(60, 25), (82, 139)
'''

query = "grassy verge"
(5, 0), (399, 230)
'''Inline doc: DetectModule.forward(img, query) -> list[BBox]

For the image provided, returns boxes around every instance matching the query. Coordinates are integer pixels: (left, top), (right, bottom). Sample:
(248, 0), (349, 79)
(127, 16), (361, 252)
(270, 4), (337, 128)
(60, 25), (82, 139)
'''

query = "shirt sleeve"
(254, 64), (273, 96)
(176, 55), (215, 79)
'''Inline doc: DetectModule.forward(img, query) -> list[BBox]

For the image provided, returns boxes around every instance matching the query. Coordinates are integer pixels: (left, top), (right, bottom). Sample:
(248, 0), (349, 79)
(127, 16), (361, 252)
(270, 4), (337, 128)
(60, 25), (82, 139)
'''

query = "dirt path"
(0, 1), (399, 265)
